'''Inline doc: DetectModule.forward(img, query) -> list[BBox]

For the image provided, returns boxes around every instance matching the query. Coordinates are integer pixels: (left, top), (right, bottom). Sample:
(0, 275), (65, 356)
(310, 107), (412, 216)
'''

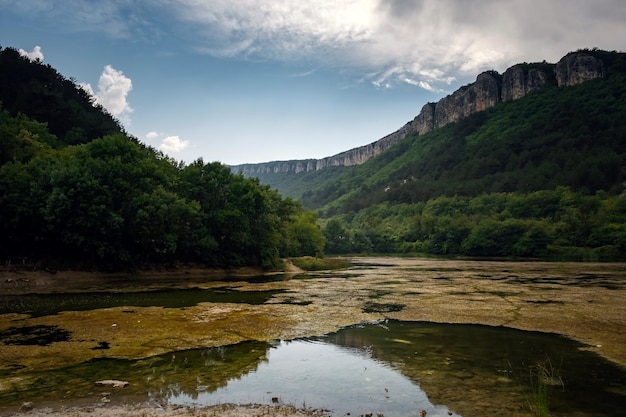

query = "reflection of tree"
(144, 341), (272, 402)
(323, 321), (625, 417)
(0, 341), (273, 408)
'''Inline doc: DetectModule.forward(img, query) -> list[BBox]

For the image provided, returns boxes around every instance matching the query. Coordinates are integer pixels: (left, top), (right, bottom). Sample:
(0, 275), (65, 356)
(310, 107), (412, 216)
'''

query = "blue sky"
(1, 1), (625, 165)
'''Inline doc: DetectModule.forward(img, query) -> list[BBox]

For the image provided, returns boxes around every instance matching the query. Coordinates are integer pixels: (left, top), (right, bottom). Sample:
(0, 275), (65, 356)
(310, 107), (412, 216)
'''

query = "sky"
(1, 1), (625, 165)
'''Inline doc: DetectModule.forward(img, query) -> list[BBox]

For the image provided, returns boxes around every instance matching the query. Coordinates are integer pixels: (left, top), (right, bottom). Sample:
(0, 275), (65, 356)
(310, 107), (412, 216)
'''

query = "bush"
(290, 256), (352, 271)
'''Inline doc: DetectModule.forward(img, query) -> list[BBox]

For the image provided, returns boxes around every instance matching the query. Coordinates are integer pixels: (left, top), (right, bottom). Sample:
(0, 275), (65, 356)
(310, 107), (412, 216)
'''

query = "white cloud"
(145, 131), (159, 140)
(144, 132), (189, 154)
(18, 45), (44, 61)
(81, 65), (133, 125)
(159, 135), (189, 153)
(78, 82), (94, 96)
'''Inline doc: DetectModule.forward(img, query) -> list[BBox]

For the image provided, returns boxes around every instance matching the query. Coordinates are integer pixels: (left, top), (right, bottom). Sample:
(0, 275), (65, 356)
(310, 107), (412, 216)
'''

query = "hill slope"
(232, 49), (616, 200)
(0, 46), (324, 270)
(306, 63), (626, 214)
(306, 49), (626, 260)
(0, 46), (124, 146)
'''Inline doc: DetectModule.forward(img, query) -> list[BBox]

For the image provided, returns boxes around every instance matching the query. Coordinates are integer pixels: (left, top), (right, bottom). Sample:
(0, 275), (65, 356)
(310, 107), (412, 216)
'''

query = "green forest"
(263, 50), (626, 261)
(3, 45), (626, 267)
(0, 46), (324, 271)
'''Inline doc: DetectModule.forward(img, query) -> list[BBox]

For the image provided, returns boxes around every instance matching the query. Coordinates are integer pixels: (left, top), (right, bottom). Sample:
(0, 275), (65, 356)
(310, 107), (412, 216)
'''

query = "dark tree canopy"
(0, 47), (324, 270)
(0, 46), (123, 146)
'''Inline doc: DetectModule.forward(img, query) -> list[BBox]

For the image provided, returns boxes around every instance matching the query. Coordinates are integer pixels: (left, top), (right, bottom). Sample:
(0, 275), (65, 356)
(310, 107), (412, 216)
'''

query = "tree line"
(322, 188), (626, 261)
(0, 47), (324, 270)
(0, 129), (324, 270)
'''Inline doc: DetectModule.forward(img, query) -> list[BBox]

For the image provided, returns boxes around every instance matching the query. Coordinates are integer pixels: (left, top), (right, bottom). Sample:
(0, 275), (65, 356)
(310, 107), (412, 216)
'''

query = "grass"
(528, 358), (564, 417)
(290, 257), (352, 271)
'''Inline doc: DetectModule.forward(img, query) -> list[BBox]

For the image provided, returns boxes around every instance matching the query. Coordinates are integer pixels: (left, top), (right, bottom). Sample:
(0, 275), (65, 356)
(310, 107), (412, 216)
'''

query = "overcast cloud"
(6, 0), (625, 92)
(170, 0), (626, 89)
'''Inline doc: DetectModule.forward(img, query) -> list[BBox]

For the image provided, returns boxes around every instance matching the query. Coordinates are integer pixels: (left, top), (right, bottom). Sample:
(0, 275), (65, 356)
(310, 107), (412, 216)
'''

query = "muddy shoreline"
(2, 403), (331, 417)
(1, 257), (625, 416)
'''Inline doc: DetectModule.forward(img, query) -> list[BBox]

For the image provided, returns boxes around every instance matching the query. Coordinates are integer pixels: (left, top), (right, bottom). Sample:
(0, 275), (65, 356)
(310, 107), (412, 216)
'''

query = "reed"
(528, 358), (564, 417)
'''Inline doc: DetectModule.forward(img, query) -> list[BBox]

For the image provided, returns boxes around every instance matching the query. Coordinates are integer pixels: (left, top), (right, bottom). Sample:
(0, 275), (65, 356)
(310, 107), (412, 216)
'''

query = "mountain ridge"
(230, 49), (608, 176)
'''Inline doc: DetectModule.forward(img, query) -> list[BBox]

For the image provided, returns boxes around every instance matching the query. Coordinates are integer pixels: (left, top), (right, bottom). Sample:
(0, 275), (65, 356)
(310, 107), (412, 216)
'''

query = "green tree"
(281, 210), (325, 257)
(323, 219), (351, 254)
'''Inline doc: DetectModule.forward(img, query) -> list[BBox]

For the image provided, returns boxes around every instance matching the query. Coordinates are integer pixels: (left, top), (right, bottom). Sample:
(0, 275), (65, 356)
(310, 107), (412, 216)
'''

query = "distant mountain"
(231, 50), (624, 198)
(292, 49), (626, 260)
(231, 49), (611, 186)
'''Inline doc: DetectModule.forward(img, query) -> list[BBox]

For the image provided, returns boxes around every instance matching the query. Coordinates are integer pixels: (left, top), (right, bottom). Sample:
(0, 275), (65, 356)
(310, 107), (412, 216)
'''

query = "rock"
(434, 71), (500, 127)
(19, 402), (33, 411)
(229, 50), (608, 176)
(501, 64), (555, 101)
(556, 51), (606, 86)
(413, 102), (436, 135)
(95, 379), (129, 388)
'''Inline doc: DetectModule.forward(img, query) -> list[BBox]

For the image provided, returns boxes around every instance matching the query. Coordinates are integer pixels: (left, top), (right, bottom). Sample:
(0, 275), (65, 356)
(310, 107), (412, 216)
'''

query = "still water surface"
(167, 337), (459, 417)
(1, 319), (624, 416)
(0, 287), (283, 317)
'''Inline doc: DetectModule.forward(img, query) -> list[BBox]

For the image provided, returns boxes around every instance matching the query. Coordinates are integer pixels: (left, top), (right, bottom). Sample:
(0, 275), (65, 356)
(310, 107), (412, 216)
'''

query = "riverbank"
(0, 264), (269, 294)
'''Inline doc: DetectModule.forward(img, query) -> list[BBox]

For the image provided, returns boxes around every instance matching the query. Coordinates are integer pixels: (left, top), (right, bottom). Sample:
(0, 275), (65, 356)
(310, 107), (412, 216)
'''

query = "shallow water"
(0, 287), (282, 317)
(167, 337), (460, 417)
(1, 321), (624, 416)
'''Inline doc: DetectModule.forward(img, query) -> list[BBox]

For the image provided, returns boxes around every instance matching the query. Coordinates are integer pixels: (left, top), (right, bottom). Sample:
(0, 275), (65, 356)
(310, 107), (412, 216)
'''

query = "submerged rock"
(19, 402), (33, 411)
(95, 379), (129, 388)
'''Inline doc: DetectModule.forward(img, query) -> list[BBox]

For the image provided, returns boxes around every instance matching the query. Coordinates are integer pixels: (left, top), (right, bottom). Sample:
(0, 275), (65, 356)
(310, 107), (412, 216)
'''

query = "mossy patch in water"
(0, 288), (284, 317)
(0, 325), (71, 346)
(362, 302), (405, 313)
(367, 290), (392, 299)
(1, 257), (626, 415)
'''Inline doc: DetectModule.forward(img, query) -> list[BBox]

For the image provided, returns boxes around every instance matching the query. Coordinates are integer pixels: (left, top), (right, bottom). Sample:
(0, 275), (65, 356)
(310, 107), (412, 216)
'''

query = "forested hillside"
(0, 46), (324, 271)
(309, 50), (626, 260)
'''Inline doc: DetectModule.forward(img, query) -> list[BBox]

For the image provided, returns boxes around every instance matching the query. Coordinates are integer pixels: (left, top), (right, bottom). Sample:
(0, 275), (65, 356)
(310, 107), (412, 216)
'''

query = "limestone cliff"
(556, 51), (606, 86)
(231, 50), (607, 176)
(501, 63), (556, 101)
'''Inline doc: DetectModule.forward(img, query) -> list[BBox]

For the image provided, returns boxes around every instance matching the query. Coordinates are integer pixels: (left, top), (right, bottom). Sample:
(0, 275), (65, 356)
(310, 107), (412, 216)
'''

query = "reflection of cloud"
(81, 65), (133, 125)
(18, 45), (44, 61)
(159, 135), (189, 153)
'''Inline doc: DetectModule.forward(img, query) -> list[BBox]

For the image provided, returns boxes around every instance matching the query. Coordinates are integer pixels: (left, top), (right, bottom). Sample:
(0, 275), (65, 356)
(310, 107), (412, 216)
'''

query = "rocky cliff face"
(556, 52), (606, 86)
(501, 63), (556, 101)
(433, 71), (501, 128)
(231, 51), (607, 176)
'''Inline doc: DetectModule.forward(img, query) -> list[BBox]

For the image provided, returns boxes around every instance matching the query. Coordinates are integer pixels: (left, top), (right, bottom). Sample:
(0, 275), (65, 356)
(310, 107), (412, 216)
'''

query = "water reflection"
(325, 321), (626, 417)
(168, 339), (458, 417)
(1, 321), (624, 417)
(0, 287), (283, 317)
